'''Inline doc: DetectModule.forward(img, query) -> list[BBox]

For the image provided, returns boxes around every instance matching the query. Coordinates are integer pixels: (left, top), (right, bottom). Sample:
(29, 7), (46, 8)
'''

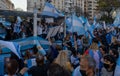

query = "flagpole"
(64, 15), (67, 38)
(64, 0), (68, 38)
(64, 0), (73, 38)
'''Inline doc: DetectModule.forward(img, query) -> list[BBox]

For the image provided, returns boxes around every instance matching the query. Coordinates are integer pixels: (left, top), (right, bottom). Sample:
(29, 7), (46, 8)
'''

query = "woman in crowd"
(99, 45), (108, 71)
(54, 51), (73, 72)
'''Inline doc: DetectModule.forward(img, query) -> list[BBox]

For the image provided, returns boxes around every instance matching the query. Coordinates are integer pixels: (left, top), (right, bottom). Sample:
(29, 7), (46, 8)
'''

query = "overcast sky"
(11, 0), (27, 11)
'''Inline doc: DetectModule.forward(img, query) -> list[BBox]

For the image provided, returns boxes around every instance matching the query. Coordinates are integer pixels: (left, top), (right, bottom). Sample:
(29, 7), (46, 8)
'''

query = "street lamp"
(33, 0), (38, 37)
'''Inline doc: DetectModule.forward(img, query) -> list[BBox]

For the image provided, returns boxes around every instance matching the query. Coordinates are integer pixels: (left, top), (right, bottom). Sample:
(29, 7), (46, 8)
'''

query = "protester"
(54, 51), (73, 72)
(70, 50), (80, 69)
(37, 21), (43, 37)
(27, 55), (48, 76)
(101, 55), (116, 76)
(73, 55), (96, 76)
(63, 35), (72, 50)
(77, 35), (83, 54)
(1, 11), (120, 76)
(47, 37), (59, 63)
(5, 59), (27, 76)
(47, 63), (71, 76)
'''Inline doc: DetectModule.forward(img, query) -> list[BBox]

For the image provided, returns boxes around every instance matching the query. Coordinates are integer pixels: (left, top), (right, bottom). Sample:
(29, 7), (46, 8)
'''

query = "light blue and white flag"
(113, 12), (120, 27)
(66, 15), (85, 35)
(17, 16), (22, 24)
(0, 40), (21, 59)
(84, 18), (91, 31)
(93, 16), (97, 26)
(27, 58), (36, 68)
(95, 23), (102, 29)
(79, 16), (87, 24)
(36, 40), (46, 56)
(41, 2), (64, 17)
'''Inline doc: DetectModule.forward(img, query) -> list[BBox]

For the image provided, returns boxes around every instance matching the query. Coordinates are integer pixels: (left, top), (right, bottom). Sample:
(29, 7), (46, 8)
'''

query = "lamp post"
(33, 0), (38, 37)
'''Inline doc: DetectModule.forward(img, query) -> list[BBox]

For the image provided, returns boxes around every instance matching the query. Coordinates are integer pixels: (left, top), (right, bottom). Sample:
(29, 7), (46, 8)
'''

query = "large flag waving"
(41, 2), (64, 17)
(66, 15), (85, 35)
(79, 16), (87, 24)
(0, 40), (21, 59)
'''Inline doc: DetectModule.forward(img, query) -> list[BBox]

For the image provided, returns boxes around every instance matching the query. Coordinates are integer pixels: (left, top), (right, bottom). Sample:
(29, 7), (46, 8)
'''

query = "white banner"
(46, 27), (55, 39)
(51, 26), (60, 37)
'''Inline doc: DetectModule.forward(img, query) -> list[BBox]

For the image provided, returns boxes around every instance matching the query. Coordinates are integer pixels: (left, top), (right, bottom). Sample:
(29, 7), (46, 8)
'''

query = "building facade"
(27, 0), (45, 12)
(51, 0), (98, 19)
(86, 0), (98, 20)
(27, 0), (98, 20)
(0, 0), (14, 10)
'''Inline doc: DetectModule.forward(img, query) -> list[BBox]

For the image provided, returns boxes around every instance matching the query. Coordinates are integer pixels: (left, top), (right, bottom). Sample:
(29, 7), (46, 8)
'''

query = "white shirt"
(13, 22), (20, 33)
(77, 39), (83, 49)
(73, 66), (82, 76)
(37, 25), (42, 35)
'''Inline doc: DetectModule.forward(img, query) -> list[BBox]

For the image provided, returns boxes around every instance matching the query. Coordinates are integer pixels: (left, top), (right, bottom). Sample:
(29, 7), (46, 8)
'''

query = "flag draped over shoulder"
(0, 40), (21, 59)
(41, 2), (64, 18)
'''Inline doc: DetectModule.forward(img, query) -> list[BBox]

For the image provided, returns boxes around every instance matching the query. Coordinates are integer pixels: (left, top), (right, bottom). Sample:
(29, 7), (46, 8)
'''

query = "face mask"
(103, 63), (109, 70)
(80, 70), (87, 76)
(104, 63), (115, 72)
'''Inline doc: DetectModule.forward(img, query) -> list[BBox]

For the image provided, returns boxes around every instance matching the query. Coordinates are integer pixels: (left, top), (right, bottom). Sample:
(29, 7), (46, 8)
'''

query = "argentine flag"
(66, 15), (85, 35)
(36, 40), (46, 56)
(84, 18), (91, 30)
(0, 40), (21, 59)
(93, 16), (97, 26)
(27, 58), (36, 68)
(79, 16), (87, 24)
(41, 2), (64, 18)
(113, 12), (120, 27)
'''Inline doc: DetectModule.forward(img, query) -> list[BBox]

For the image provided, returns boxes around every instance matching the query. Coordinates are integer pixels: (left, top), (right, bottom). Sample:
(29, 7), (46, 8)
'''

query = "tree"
(97, 0), (120, 23)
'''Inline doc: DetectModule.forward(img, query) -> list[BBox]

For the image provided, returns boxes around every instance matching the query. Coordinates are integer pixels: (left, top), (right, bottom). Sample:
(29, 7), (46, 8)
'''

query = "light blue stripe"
(41, 11), (59, 18)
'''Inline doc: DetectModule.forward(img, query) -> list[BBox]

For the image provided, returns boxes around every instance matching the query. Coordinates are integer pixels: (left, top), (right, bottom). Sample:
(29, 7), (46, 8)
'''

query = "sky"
(11, 0), (27, 11)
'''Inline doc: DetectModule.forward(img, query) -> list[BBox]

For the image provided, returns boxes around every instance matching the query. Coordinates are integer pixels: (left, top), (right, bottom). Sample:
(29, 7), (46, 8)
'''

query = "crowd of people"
(1, 17), (63, 41)
(0, 16), (120, 76)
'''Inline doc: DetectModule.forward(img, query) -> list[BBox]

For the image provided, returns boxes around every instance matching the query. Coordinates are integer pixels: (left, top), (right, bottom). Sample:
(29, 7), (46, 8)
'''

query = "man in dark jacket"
(28, 55), (48, 76)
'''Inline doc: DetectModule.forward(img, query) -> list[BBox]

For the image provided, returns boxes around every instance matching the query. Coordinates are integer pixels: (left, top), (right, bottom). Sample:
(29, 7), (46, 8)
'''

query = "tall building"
(52, 0), (64, 11)
(52, 0), (84, 16)
(0, 0), (14, 10)
(86, 0), (98, 20)
(51, 0), (98, 19)
(27, 0), (45, 12)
